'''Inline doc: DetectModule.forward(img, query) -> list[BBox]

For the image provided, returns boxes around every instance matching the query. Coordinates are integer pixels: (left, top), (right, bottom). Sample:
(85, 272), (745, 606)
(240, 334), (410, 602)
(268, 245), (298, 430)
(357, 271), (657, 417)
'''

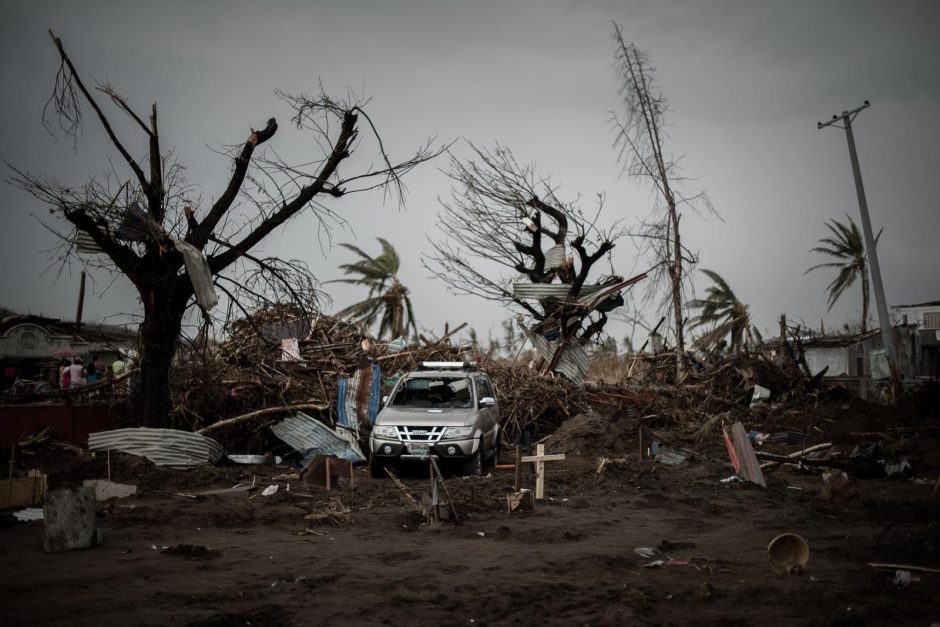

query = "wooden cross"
(521, 443), (565, 499)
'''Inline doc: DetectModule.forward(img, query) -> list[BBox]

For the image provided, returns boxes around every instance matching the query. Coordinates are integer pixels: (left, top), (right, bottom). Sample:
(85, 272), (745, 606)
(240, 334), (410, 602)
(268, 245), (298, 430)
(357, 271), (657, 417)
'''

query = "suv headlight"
(441, 426), (473, 439)
(372, 425), (398, 439)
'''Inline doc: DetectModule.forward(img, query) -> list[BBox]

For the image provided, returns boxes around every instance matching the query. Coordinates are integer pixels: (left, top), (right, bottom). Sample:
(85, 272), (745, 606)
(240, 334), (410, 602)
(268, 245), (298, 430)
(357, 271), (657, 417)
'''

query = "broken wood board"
(1, 471), (47, 508)
(82, 479), (137, 501)
(722, 422), (766, 488)
(506, 489), (535, 514)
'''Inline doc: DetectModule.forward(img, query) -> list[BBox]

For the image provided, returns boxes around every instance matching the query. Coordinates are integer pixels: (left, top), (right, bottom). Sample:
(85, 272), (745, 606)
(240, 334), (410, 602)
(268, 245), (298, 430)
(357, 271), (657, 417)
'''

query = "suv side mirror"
(479, 396), (496, 407)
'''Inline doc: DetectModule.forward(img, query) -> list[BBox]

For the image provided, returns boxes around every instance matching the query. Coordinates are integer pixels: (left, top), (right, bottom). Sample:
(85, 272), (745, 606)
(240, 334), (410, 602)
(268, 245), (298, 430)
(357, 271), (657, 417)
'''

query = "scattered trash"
(260, 485), (279, 497)
(506, 489), (535, 514)
(767, 533), (809, 576)
(653, 447), (689, 465)
(634, 547), (657, 558)
(227, 454), (282, 465)
(893, 570), (912, 589)
(14, 508), (43, 522)
(749, 384), (771, 407)
(747, 429), (806, 446)
(83, 479), (137, 501)
(884, 458), (912, 479)
(819, 471), (859, 503)
(720, 475), (743, 483)
(303, 498), (351, 525)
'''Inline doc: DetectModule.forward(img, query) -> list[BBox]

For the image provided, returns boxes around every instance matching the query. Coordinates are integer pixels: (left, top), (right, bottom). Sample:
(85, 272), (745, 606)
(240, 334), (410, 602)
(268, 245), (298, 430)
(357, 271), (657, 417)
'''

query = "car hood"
(375, 406), (474, 427)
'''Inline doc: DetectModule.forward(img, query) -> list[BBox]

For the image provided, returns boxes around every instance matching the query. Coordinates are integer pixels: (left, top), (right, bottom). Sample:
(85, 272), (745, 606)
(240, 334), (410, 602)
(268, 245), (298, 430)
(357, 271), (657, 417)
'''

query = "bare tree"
(10, 31), (439, 428)
(424, 143), (627, 353)
(610, 23), (715, 378)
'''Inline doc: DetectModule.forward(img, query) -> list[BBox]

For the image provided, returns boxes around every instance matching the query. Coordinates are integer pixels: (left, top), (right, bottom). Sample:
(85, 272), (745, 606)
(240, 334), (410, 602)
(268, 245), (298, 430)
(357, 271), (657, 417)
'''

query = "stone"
(43, 486), (96, 553)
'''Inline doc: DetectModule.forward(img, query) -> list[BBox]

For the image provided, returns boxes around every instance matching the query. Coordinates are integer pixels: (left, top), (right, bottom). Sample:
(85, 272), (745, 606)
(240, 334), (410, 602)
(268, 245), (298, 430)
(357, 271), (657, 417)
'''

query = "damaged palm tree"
(10, 31), (439, 428)
(425, 143), (640, 383)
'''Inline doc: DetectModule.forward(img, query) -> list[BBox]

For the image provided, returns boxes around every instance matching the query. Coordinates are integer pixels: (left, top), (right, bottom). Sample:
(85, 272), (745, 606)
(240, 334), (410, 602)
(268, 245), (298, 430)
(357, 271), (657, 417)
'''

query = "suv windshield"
(390, 376), (473, 408)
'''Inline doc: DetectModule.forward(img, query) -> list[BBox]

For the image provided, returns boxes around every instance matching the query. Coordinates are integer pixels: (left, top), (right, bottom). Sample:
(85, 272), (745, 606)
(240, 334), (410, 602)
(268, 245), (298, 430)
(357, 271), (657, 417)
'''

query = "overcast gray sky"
(2, 0), (938, 347)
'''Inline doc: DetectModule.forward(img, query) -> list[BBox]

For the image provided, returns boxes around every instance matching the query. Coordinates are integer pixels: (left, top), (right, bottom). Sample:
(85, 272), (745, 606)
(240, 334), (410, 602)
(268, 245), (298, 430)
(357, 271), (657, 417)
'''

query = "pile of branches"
(592, 349), (853, 444)
(170, 304), (594, 451)
(484, 360), (589, 444)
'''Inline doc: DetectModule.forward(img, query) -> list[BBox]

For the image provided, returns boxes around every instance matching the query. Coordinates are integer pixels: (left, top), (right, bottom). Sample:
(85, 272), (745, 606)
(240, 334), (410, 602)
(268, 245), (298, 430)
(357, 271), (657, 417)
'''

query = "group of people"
(57, 354), (111, 389)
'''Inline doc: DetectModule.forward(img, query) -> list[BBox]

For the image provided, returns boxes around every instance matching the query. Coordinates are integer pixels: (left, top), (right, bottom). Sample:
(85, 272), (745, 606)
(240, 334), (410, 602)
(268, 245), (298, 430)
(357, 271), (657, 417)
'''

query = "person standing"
(93, 355), (107, 381)
(68, 357), (87, 387)
(59, 358), (71, 389)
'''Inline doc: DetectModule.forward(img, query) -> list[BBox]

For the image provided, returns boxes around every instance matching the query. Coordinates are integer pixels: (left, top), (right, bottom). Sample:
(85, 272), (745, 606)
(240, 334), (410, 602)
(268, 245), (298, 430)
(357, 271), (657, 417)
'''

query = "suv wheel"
(463, 437), (484, 476)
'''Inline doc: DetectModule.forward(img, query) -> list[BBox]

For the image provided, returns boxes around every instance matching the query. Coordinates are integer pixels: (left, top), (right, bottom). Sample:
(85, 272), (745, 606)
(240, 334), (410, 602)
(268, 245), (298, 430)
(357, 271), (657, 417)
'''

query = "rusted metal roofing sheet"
(526, 330), (590, 385)
(271, 411), (366, 463)
(88, 428), (224, 469)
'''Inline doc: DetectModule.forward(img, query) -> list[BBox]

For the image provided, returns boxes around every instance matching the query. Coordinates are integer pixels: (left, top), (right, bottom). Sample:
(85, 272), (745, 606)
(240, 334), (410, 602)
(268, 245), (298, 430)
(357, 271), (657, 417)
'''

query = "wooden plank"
(1, 472), (46, 508)
(723, 422), (766, 488)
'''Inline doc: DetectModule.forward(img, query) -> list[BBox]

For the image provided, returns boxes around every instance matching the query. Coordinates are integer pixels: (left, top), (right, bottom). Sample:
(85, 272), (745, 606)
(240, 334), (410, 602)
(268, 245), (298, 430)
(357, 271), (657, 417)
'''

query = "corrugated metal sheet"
(512, 283), (603, 300)
(544, 244), (566, 270)
(271, 411), (366, 463)
(75, 231), (104, 254)
(525, 330), (590, 385)
(88, 428), (224, 469)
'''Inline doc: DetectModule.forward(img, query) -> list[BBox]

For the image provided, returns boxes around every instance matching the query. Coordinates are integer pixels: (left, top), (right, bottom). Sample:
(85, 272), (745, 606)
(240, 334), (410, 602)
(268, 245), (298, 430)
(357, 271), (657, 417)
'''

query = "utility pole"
(817, 101), (899, 390)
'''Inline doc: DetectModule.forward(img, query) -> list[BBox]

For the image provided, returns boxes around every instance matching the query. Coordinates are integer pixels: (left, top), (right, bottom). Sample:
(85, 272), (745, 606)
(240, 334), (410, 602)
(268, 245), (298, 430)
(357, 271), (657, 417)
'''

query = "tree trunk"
(133, 283), (187, 428)
(669, 201), (685, 378)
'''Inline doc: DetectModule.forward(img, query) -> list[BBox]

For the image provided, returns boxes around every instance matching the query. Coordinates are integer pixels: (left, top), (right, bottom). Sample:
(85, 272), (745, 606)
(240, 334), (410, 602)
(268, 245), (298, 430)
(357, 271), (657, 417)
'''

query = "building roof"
(0, 313), (137, 344)
(893, 300), (940, 309)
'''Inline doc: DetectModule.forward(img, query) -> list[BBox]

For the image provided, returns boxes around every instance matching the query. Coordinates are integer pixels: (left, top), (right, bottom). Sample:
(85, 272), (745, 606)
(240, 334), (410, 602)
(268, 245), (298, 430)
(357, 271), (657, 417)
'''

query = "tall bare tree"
(424, 143), (626, 350)
(610, 23), (714, 378)
(10, 32), (438, 428)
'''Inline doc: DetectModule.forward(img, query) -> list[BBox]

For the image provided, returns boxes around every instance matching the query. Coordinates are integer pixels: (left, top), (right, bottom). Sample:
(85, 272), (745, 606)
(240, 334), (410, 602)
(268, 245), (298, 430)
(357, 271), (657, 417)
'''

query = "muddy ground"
(2, 395), (938, 626)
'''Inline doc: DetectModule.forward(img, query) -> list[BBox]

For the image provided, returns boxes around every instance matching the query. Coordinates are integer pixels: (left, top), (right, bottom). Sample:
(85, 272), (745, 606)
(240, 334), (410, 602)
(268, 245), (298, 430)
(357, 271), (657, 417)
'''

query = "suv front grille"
(396, 426), (445, 443)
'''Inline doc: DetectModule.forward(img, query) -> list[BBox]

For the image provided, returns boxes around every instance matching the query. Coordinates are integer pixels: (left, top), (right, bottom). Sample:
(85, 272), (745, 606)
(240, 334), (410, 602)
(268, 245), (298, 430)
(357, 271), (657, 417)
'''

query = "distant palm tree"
(332, 238), (416, 339)
(688, 269), (754, 353)
(805, 215), (880, 334)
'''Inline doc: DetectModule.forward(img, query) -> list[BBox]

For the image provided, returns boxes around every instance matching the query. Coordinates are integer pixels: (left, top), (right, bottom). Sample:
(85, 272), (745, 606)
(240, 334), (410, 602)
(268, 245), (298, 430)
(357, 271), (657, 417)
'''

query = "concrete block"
(43, 486), (96, 553)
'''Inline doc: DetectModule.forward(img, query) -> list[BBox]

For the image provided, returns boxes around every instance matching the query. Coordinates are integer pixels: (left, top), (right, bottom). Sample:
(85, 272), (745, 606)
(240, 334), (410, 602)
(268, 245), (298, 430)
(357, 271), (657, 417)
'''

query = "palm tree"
(332, 238), (417, 339)
(805, 215), (880, 334)
(688, 269), (754, 353)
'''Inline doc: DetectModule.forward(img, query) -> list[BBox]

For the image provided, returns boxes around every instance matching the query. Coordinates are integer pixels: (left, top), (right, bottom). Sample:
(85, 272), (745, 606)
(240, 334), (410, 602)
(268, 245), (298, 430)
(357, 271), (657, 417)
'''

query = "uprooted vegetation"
(161, 304), (922, 459)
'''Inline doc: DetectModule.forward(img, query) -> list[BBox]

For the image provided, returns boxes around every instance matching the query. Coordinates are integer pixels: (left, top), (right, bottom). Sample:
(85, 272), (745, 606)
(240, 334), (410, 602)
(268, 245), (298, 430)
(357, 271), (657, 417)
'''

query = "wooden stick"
(868, 563), (940, 574)
(196, 402), (330, 434)
(514, 446), (522, 492)
(759, 442), (833, 470)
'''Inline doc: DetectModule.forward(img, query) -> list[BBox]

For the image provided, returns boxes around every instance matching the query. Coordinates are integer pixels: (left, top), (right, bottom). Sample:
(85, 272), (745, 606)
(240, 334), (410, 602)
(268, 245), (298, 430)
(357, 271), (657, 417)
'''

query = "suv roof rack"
(417, 360), (478, 371)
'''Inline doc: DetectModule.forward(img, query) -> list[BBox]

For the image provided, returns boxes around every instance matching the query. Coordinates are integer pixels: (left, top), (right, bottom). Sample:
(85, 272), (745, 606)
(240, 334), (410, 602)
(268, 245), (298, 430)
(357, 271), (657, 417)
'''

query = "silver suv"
(369, 362), (501, 477)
